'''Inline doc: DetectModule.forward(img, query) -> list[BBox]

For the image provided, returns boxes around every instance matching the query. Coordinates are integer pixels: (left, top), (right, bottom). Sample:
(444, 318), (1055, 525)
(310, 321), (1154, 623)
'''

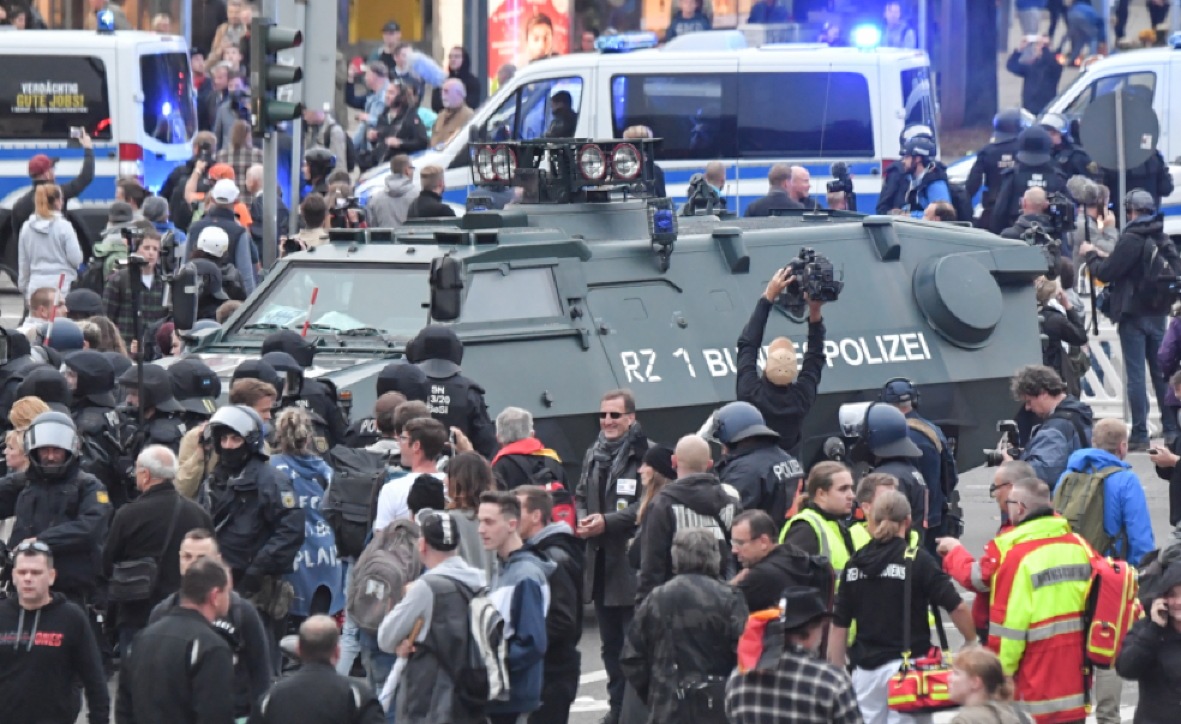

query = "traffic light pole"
(260, 0), (279, 269)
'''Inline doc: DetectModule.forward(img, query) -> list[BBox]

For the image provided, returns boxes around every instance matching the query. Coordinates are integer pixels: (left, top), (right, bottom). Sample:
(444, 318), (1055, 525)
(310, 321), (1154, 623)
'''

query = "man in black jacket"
(1005, 36), (1063, 114)
(967, 108), (1026, 229)
(251, 615), (384, 724)
(517, 486), (585, 724)
(406, 165), (456, 219)
(745, 163), (804, 217)
(736, 267), (827, 453)
(1000, 186), (1053, 240)
(103, 445), (212, 654)
(117, 556), (235, 724)
(408, 324), (497, 458)
(730, 510), (830, 612)
(261, 330), (349, 448)
(989, 126), (1069, 234)
(9, 133), (96, 245)
(0, 542), (109, 724)
(1081, 189), (1181, 448)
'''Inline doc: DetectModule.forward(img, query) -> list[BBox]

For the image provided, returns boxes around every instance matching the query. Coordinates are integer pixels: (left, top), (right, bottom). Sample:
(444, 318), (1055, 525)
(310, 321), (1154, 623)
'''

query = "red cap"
(28, 154), (57, 178)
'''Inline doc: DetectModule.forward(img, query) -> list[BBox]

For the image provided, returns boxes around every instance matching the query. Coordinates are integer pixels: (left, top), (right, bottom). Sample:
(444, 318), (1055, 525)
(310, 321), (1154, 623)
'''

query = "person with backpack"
(515, 485), (585, 724)
(303, 106), (350, 177)
(1081, 188), (1181, 449)
(1053, 417), (1154, 723)
(490, 406), (567, 490)
(622, 527), (748, 724)
(374, 416), (445, 530)
(1006, 365), (1094, 485)
(635, 434), (740, 603)
(986, 477), (1092, 724)
(186, 180), (257, 297)
(477, 490), (553, 723)
(376, 509), (488, 724)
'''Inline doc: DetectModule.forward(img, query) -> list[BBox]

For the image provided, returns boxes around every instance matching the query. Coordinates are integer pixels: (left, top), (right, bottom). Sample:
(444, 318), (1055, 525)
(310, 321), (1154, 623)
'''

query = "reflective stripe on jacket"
(988, 513), (1090, 724)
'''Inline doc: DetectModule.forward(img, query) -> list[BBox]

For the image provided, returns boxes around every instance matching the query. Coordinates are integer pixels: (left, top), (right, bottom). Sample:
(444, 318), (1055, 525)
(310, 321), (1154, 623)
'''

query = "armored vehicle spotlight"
(470, 138), (658, 204)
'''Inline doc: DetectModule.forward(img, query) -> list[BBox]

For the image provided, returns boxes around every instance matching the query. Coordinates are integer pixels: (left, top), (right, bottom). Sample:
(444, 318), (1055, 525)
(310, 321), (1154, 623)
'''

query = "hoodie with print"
(0, 593), (109, 724)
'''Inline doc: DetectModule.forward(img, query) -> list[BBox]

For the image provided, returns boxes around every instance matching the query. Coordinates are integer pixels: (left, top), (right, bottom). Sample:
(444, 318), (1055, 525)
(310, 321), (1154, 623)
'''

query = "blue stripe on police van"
(662, 161), (879, 184)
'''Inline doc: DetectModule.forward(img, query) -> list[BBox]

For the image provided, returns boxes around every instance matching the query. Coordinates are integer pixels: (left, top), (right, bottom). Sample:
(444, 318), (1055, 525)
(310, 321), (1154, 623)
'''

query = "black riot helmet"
(992, 107), (1030, 143)
(376, 359), (430, 402)
(169, 357), (222, 418)
(232, 359), (285, 398)
(261, 351), (304, 400)
(262, 330), (317, 369)
(16, 366), (72, 413)
(864, 402), (922, 460)
(118, 364), (185, 414)
(409, 325), (463, 378)
(61, 350), (117, 408)
(24, 411), (81, 481)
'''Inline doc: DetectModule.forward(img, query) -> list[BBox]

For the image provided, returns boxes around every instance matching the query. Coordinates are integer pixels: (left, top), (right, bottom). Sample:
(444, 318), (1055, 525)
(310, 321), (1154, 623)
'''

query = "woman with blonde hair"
(269, 406), (344, 621)
(948, 645), (1027, 724)
(18, 183), (83, 301)
(829, 489), (977, 724)
(9, 396), (51, 431)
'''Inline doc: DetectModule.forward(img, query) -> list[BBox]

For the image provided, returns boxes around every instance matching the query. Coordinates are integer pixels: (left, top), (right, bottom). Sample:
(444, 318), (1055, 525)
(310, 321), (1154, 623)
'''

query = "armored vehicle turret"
(194, 138), (1047, 471)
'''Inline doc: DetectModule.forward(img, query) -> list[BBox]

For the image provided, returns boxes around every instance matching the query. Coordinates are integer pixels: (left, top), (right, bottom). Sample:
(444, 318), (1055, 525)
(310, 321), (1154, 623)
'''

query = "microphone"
(823, 437), (846, 461)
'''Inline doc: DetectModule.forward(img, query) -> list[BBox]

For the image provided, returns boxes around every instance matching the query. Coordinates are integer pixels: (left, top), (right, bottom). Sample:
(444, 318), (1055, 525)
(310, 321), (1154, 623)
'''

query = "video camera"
(826, 162), (856, 209)
(983, 419), (1021, 466)
(776, 247), (843, 319)
(329, 195), (366, 229)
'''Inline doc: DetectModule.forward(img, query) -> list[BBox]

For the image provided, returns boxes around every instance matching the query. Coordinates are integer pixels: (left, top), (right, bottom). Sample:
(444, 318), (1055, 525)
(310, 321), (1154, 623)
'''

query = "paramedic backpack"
(346, 518), (423, 633)
(1075, 535), (1142, 668)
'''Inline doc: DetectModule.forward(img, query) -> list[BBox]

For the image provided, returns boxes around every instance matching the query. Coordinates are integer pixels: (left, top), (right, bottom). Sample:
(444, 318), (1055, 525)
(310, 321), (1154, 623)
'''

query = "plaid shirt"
(216, 146), (264, 195)
(102, 268), (169, 349)
(725, 644), (864, 724)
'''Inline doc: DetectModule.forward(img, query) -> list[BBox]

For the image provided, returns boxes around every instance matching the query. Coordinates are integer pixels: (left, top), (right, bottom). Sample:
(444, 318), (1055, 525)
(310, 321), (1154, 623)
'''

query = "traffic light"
(249, 18), (304, 135)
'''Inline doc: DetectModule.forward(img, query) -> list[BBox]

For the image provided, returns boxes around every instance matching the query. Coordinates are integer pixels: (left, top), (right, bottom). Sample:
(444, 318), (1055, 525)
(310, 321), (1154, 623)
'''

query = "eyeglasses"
(988, 481), (1012, 499)
(1004, 499), (1026, 509)
(14, 540), (51, 554)
(598, 411), (627, 420)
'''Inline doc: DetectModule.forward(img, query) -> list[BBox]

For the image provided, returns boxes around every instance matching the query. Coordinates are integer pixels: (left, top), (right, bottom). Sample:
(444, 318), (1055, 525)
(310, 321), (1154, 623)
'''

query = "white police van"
(0, 29), (196, 270)
(357, 29), (937, 215)
(1036, 41), (1181, 237)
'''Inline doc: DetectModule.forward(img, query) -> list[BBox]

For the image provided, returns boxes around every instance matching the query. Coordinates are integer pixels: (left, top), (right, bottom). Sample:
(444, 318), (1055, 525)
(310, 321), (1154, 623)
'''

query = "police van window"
(0, 55), (113, 140)
(482, 78), (583, 142)
(141, 53), (196, 144)
(462, 267), (561, 323)
(610, 74), (736, 160)
(901, 67), (935, 129)
(1063, 71), (1156, 118)
(736, 73), (874, 158)
(236, 264), (430, 338)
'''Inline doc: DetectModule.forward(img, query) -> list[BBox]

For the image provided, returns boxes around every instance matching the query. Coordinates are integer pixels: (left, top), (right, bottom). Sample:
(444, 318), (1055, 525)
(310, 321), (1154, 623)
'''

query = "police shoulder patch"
(1087, 161), (1099, 175)
(281, 490), (296, 509)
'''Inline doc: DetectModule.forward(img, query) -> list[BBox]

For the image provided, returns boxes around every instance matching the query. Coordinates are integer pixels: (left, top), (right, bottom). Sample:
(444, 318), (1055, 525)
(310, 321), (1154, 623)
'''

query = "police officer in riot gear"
(61, 351), (128, 507)
(117, 364), (189, 457)
(899, 135), (953, 218)
(204, 405), (304, 645)
(408, 325), (498, 459)
(169, 357), (222, 427)
(233, 359), (284, 398)
(989, 126), (1069, 234)
(967, 108), (1030, 229)
(16, 366), (73, 412)
(1040, 112), (1096, 180)
(260, 331), (348, 447)
(0, 411), (112, 604)
(711, 401), (803, 523)
(343, 359), (430, 448)
(880, 378), (960, 549)
(261, 350), (335, 454)
(863, 402), (928, 540)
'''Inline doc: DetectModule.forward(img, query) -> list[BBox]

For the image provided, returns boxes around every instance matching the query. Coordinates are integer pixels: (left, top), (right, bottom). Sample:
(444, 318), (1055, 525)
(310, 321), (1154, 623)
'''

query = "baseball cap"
(197, 226), (230, 257)
(28, 154), (58, 178)
(382, 20), (400, 33)
(208, 163), (236, 181)
(1125, 188), (1156, 213)
(416, 509), (460, 551)
(210, 178), (240, 204)
(107, 202), (134, 224)
(65, 288), (103, 317)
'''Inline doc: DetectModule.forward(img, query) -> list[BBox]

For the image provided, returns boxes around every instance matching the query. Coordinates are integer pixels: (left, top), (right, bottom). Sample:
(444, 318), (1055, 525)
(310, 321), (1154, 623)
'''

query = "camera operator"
(161, 132), (217, 232)
(1000, 187), (1053, 241)
(827, 162), (856, 211)
(1006, 365), (1093, 485)
(1081, 189), (1181, 449)
(326, 182), (366, 230)
(680, 162), (727, 217)
(736, 267), (829, 453)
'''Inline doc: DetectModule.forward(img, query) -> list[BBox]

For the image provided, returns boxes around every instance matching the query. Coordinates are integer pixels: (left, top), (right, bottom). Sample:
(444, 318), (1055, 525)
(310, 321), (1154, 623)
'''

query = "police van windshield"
(901, 67), (935, 130)
(482, 77), (583, 141)
(235, 263), (430, 339)
(141, 52), (196, 144)
(0, 55), (114, 140)
(609, 71), (874, 159)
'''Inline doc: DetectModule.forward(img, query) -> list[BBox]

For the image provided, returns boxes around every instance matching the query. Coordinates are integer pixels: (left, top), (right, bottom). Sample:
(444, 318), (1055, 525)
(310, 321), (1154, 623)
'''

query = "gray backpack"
(346, 519), (423, 633)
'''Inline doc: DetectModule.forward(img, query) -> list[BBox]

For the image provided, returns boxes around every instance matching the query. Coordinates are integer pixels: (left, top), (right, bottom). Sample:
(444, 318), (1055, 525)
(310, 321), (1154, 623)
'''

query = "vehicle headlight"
(578, 144), (607, 181)
(611, 143), (641, 181)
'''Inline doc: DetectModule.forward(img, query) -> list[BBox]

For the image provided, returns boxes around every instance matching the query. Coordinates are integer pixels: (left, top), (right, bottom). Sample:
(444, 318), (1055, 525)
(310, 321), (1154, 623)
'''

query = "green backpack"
(1053, 465), (1123, 556)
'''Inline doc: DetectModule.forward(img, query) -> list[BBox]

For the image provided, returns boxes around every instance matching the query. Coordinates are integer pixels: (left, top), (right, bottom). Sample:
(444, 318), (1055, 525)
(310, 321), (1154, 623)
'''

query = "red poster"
(488, 0), (570, 87)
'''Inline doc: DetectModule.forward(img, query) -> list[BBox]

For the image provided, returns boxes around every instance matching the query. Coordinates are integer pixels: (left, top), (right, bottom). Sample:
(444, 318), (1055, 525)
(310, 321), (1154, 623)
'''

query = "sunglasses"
(598, 411), (628, 420)
(14, 540), (50, 554)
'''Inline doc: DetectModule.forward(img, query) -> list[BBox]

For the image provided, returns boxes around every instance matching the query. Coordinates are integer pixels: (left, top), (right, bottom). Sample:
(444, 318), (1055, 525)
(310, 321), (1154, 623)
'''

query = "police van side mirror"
(429, 254), (464, 322)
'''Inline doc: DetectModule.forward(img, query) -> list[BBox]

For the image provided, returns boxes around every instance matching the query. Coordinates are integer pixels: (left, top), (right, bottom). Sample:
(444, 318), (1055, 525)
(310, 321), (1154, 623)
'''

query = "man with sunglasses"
(937, 460), (1035, 643)
(0, 539), (110, 724)
(575, 388), (650, 724)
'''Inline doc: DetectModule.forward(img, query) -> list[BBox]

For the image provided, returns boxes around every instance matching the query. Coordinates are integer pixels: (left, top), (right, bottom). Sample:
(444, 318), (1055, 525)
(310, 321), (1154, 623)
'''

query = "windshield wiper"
(241, 322), (288, 331)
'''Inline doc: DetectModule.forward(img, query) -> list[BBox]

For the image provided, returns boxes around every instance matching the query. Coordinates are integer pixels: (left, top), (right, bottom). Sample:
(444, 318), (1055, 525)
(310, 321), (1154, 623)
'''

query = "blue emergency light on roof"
(851, 24), (882, 50)
(595, 31), (660, 53)
(96, 8), (116, 33)
(1171, 31), (1181, 50)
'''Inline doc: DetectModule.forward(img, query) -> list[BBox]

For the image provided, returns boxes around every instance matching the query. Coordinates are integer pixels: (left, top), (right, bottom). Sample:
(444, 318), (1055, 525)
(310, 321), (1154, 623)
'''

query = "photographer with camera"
(827, 162), (856, 212)
(1081, 189), (1181, 449)
(9, 129), (95, 245)
(326, 182), (366, 230)
(736, 265), (830, 453)
(160, 132), (218, 233)
(1000, 187), (1053, 241)
(1035, 276), (1088, 398)
(1006, 365), (1093, 485)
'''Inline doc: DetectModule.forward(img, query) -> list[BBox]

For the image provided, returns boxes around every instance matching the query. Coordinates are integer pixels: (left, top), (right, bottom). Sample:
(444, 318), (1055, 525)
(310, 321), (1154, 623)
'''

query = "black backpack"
(1136, 232), (1181, 314)
(501, 454), (565, 490)
(321, 445), (394, 558)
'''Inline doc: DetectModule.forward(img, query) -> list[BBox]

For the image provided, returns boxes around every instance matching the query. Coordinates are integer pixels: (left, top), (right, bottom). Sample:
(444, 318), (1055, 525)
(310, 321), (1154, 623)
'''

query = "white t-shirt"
(373, 470), (445, 531)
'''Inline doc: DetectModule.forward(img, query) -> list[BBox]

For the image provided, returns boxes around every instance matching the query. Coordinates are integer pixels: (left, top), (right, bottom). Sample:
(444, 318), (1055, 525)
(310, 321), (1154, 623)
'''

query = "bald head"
(674, 434), (712, 476)
(1022, 187), (1049, 214)
(298, 614), (340, 664)
(704, 161), (726, 188)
